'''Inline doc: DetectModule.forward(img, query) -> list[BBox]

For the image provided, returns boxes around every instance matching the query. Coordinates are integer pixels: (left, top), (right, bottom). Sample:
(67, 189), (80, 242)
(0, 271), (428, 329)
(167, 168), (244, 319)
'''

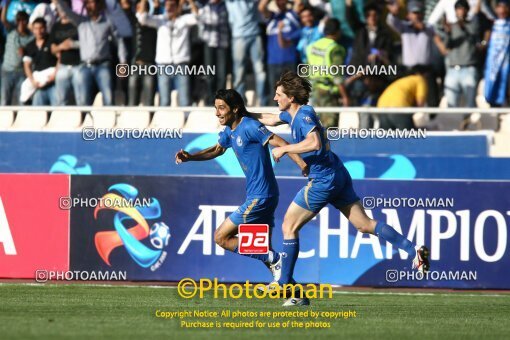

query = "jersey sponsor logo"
(258, 126), (269, 134)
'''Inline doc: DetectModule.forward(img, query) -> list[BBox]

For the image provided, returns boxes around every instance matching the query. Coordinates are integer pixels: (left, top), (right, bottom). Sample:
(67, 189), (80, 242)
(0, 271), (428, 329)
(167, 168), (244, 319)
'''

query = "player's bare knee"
(282, 221), (298, 238)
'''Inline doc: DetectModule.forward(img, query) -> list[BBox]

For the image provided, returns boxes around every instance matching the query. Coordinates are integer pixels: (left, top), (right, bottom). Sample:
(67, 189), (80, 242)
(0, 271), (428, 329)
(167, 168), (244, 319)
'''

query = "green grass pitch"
(1, 283), (509, 339)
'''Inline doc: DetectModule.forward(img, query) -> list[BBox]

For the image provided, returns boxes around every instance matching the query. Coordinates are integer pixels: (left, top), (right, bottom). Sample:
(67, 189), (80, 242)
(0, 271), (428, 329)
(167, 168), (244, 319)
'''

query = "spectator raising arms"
(386, 0), (447, 69)
(1, 10), (32, 105)
(427, 0), (495, 25)
(137, 0), (198, 107)
(386, 0), (447, 106)
(54, 0), (128, 106)
(330, 0), (364, 48)
(296, 4), (323, 64)
(259, 0), (301, 89)
(1, 0), (37, 30)
(29, 2), (57, 32)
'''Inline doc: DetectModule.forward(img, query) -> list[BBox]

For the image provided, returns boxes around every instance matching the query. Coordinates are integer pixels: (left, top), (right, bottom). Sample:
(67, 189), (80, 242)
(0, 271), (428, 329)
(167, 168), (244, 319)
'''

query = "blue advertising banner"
(0, 132), (504, 179)
(69, 175), (510, 289)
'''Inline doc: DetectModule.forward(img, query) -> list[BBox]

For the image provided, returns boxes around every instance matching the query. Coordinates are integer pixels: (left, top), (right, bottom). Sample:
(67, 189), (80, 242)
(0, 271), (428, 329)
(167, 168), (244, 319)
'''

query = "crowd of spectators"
(0, 0), (509, 129)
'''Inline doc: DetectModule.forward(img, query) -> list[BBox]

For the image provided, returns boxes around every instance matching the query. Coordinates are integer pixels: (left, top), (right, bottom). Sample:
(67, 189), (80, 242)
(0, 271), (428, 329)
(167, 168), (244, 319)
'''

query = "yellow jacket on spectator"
(377, 75), (428, 107)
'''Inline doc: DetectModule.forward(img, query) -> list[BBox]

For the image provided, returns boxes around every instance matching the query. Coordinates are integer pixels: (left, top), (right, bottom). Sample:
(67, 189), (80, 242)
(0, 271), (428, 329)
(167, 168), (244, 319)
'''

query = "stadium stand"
(149, 110), (186, 129)
(89, 109), (117, 128)
(116, 110), (151, 129)
(0, 106), (507, 156)
(44, 109), (82, 130)
(0, 110), (15, 129)
(183, 110), (220, 132)
(10, 109), (48, 130)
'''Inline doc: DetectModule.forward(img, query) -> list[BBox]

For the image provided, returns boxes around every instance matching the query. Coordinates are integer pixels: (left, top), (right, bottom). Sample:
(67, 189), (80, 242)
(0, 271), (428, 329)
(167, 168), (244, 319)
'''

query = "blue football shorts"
(229, 196), (279, 227)
(293, 166), (360, 213)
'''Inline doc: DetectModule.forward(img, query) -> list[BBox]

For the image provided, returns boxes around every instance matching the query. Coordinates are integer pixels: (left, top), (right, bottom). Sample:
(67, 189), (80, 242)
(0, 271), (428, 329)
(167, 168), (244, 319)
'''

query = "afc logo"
(238, 224), (269, 254)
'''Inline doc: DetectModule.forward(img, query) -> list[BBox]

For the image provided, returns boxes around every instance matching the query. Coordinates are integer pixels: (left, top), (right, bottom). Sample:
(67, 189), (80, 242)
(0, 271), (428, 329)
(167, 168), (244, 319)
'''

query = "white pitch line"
(0, 282), (174, 289)
(330, 290), (507, 298)
(0, 282), (508, 297)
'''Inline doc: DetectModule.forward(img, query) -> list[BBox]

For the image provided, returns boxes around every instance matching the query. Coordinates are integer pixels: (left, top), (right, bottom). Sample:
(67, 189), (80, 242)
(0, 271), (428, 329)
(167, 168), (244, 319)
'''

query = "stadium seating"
(0, 110), (15, 130)
(45, 110), (82, 131)
(116, 110), (151, 128)
(245, 90), (256, 107)
(501, 114), (510, 133)
(184, 110), (220, 132)
(10, 110), (48, 130)
(439, 96), (448, 109)
(89, 110), (116, 128)
(92, 93), (103, 107)
(150, 110), (185, 129)
(476, 96), (491, 109)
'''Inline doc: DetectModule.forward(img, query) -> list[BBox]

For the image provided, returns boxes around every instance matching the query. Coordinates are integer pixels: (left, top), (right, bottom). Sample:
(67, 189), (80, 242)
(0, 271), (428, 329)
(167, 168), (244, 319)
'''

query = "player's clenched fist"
(271, 147), (286, 162)
(301, 163), (310, 177)
(175, 149), (191, 164)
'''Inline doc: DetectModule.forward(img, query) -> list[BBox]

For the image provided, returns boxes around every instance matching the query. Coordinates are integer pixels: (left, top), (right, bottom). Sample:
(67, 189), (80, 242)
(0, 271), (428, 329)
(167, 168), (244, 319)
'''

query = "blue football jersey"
(218, 117), (279, 199)
(279, 105), (342, 178)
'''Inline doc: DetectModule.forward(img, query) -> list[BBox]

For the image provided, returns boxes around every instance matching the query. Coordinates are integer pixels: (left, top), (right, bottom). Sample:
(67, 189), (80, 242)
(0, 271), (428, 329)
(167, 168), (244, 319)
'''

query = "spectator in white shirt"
(137, 0), (198, 106)
(427, 0), (495, 25)
(28, 2), (57, 32)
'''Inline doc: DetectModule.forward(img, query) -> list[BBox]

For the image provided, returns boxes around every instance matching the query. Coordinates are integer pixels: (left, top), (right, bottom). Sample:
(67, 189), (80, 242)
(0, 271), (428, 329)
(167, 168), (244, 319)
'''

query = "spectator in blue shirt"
(296, 4), (323, 63)
(259, 0), (301, 90)
(330, 0), (365, 49)
(1, 0), (37, 30)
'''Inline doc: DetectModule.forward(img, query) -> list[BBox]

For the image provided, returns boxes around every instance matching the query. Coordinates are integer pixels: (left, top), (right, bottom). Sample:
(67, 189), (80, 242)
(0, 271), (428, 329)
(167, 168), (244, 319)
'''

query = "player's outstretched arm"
(268, 135), (309, 177)
(249, 112), (285, 127)
(271, 130), (321, 161)
(175, 144), (226, 164)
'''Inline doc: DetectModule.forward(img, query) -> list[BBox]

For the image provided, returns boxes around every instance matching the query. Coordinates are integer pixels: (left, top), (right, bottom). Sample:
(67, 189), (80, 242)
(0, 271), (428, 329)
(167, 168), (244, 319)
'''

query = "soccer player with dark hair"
(175, 89), (308, 281)
(252, 71), (430, 306)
